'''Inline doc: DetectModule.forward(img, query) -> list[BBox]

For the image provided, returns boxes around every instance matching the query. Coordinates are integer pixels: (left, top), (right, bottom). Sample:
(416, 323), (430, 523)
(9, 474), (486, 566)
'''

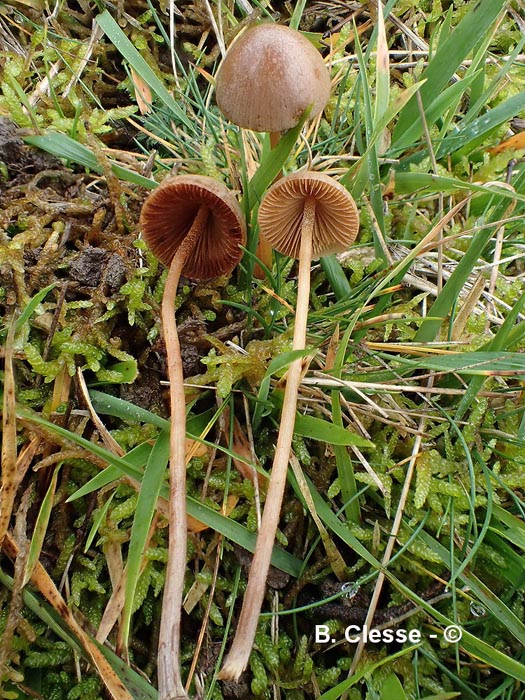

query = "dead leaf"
(3, 533), (134, 700)
(488, 131), (525, 155)
(0, 321), (17, 547)
(130, 68), (152, 115)
(232, 417), (266, 487)
(187, 495), (238, 533)
(325, 323), (339, 372)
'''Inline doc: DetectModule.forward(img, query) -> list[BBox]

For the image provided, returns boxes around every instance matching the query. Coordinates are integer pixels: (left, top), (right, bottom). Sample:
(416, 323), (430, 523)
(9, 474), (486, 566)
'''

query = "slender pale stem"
(158, 205), (208, 700)
(219, 198), (316, 682)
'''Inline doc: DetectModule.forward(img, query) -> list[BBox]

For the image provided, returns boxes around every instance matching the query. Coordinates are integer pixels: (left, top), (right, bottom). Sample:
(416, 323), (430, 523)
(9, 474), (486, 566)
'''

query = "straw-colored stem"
(158, 205), (208, 700)
(219, 198), (316, 681)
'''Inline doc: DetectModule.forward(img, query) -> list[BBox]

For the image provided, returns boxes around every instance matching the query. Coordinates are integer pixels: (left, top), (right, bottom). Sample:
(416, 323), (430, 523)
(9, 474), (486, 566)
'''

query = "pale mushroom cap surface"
(216, 23), (331, 133)
(140, 175), (246, 280)
(258, 171), (359, 259)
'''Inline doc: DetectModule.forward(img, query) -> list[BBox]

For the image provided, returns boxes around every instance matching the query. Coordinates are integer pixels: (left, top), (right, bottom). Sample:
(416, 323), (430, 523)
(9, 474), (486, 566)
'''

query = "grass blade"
(22, 465), (59, 587)
(454, 293), (525, 420)
(436, 92), (525, 160)
(353, 27), (385, 259)
(392, 0), (507, 149)
(96, 10), (195, 133)
(17, 405), (301, 576)
(414, 176), (525, 343)
(387, 572), (525, 684)
(293, 414), (373, 448)
(318, 646), (418, 700)
(120, 430), (169, 652)
(24, 132), (157, 189)
(11, 282), (56, 334)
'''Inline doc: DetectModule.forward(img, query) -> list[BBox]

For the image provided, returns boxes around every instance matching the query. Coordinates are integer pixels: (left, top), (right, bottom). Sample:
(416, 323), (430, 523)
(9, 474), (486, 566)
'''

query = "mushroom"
(140, 175), (246, 700)
(215, 22), (331, 274)
(219, 171), (359, 681)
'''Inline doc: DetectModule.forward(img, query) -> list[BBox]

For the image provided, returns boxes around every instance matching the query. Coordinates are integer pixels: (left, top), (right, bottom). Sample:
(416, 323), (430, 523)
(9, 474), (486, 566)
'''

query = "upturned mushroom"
(219, 171), (359, 681)
(140, 175), (246, 700)
(215, 22), (331, 274)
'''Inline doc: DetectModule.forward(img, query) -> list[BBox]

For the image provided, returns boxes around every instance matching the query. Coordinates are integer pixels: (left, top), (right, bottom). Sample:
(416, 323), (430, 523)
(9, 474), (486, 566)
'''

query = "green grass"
(2, 1), (525, 699)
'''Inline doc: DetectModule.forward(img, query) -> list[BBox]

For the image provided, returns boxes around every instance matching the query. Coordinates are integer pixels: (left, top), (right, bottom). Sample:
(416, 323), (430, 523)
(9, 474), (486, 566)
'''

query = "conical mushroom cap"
(140, 175), (246, 280)
(258, 171), (359, 259)
(216, 23), (331, 133)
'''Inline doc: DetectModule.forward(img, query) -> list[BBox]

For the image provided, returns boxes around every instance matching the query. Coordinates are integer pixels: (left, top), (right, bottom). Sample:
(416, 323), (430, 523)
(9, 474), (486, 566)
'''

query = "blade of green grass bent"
(491, 504), (525, 552)
(319, 256), (351, 300)
(17, 405), (301, 576)
(436, 92), (525, 161)
(394, 73), (480, 160)
(342, 81), (425, 190)
(96, 10), (195, 133)
(68, 443), (154, 503)
(394, 173), (525, 202)
(24, 132), (157, 189)
(392, 0), (506, 150)
(464, 37), (525, 126)
(0, 569), (158, 700)
(390, 351), (525, 376)
(484, 530), (525, 589)
(12, 282), (56, 335)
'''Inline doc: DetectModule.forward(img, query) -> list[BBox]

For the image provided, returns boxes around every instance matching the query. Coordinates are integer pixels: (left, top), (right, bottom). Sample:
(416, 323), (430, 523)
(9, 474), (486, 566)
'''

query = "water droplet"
(470, 601), (487, 618)
(341, 582), (359, 600)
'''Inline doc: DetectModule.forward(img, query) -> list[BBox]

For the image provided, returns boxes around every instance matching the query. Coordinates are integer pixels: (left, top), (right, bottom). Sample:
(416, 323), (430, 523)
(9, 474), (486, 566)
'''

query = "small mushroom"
(215, 23), (331, 274)
(216, 23), (330, 134)
(140, 175), (246, 700)
(219, 171), (359, 681)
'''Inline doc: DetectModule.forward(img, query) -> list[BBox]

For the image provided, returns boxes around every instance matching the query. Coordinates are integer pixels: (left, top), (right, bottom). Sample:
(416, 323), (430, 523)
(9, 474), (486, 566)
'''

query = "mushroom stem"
(219, 198), (316, 681)
(158, 204), (209, 700)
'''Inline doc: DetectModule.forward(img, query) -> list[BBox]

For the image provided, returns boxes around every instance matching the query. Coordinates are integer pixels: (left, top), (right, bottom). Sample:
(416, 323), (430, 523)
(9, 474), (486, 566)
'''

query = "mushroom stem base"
(158, 205), (209, 700)
(219, 198), (316, 681)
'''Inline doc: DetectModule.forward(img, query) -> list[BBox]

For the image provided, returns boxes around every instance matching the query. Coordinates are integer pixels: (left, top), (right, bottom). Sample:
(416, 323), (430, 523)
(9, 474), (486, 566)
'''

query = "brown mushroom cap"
(258, 171), (359, 259)
(140, 175), (246, 280)
(216, 23), (331, 133)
